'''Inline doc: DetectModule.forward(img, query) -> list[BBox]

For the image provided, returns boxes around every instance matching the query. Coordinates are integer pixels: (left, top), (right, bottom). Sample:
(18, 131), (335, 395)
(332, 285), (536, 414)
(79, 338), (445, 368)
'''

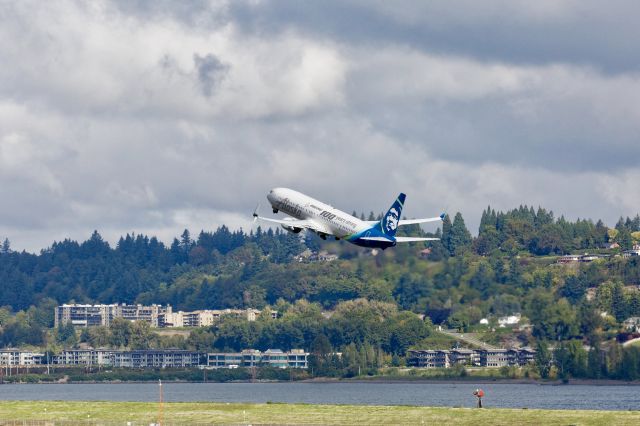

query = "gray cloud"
(0, 0), (639, 252)
(227, 0), (640, 74)
(194, 54), (229, 97)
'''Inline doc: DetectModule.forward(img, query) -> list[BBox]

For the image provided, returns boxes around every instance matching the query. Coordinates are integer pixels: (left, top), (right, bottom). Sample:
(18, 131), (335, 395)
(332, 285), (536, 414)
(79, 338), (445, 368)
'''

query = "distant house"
(623, 249), (640, 258)
(558, 255), (581, 264)
(418, 248), (432, 259)
(498, 314), (521, 328)
(296, 250), (338, 262)
(317, 251), (339, 262)
(585, 288), (597, 301)
(623, 317), (640, 333)
(295, 249), (313, 262)
(479, 318), (489, 325)
(580, 254), (604, 262)
(557, 254), (608, 264)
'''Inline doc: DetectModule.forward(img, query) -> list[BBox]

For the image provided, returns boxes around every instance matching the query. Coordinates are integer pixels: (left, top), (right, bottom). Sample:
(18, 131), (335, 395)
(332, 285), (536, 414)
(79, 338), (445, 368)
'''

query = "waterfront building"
(478, 349), (510, 367)
(53, 349), (111, 366)
(0, 350), (45, 366)
(406, 350), (450, 368)
(407, 348), (536, 369)
(449, 348), (479, 366)
(52, 349), (202, 368)
(206, 349), (309, 369)
(110, 350), (202, 368)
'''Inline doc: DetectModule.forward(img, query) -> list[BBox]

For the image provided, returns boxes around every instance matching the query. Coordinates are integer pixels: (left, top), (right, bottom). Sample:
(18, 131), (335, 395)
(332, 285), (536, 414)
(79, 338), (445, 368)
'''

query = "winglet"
(252, 203), (260, 222)
(439, 213), (446, 221)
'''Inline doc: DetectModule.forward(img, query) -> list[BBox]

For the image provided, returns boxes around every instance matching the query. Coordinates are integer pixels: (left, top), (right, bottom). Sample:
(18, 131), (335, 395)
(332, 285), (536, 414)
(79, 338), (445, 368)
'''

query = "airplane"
(253, 187), (444, 250)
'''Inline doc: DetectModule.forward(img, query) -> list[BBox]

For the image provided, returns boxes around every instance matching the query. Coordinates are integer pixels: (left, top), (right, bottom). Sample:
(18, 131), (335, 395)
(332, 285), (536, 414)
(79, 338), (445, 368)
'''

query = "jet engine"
(281, 218), (302, 233)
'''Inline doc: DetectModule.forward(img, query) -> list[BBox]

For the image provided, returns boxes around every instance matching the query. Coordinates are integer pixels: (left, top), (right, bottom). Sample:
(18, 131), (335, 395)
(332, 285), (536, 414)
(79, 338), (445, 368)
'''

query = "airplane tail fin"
(379, 193), (405, 237)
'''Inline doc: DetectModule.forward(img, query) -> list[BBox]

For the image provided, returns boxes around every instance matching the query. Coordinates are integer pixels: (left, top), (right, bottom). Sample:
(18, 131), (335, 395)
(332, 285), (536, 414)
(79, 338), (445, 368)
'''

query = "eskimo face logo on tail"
(385, 207), (399, 232)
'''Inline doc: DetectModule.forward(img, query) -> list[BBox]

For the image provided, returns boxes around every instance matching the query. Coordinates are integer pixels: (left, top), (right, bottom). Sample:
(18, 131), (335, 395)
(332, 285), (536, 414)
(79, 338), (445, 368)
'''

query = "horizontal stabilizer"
(365, 213), (445, 226)
(358, 236), (395, 242)
(394, 237), (440, 242)
(398, 214), (445, 226)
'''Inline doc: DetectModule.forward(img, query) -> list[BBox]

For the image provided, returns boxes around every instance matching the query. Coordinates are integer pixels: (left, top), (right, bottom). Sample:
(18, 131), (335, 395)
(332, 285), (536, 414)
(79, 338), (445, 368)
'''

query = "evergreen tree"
(617, 228), (633, 250)
(180, 229), (193, 253)
(441, 214), (453, 255)
(611, 281), (628, 322)
(449, 212), (472, 255)
(0, 238), (10, 254)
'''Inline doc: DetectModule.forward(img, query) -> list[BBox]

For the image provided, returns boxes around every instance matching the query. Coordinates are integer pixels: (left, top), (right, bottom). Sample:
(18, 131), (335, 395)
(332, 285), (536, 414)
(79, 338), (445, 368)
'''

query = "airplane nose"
(267, 188), (279, 203)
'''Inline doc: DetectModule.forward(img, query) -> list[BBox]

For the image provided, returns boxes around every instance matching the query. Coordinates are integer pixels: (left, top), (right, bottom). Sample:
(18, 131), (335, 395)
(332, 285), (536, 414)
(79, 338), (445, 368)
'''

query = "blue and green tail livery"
(379, 193), (405, 237)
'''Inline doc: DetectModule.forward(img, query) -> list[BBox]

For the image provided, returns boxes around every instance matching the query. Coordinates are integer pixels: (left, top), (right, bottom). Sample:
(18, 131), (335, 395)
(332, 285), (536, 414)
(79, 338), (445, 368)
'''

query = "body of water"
(0, 382), (638, 411)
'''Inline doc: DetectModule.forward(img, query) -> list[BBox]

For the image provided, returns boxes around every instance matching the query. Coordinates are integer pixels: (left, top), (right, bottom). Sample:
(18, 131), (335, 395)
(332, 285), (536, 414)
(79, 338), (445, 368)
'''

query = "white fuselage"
(267, 188), (371, 238)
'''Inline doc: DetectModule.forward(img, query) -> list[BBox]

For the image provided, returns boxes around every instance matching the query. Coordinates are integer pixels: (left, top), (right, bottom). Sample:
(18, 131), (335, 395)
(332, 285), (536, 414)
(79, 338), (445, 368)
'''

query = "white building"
(0, 350), (45, 366)
(207, 349), (309, 369)
(498, 313), (521, 328)
(55, 304), (171, 328)
(623, 249), (640, 258)
(623, 317), (640, 332)
(163, 308), (277, 327)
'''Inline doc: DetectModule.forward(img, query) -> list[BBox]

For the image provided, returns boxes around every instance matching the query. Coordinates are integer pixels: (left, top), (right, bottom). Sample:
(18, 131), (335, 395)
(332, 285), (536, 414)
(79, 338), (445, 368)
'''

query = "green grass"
(414, 333), (458, 349)
(0, 401), (638, 425)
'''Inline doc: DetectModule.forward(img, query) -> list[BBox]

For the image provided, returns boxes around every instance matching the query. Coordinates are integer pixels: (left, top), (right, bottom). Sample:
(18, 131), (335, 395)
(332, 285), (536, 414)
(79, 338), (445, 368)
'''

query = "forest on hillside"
(1, 206), (640, 380)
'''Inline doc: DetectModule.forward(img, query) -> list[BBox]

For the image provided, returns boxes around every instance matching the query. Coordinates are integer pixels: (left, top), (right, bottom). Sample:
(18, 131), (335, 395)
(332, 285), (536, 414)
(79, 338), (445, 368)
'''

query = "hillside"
(1, 207), (639, 380)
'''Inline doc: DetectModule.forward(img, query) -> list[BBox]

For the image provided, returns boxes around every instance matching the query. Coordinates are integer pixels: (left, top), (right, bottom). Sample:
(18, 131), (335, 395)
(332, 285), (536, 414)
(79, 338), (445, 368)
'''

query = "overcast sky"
(1, 0), (640, 252)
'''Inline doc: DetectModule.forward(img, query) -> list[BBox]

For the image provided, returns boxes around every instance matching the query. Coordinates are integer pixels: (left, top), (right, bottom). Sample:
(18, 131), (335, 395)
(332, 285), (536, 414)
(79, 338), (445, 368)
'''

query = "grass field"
(0, 401), (638, 425)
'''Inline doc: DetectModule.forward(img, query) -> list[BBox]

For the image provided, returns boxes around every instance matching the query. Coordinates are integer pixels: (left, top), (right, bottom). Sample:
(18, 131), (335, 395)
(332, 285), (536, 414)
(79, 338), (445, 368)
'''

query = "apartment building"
(407, 350), (451, 368)
(56, 304), (277, 328)
(407, 348), (536, 368)
(111, 350), (202, 368)
(164, 308), (278, 327)
(0, 350), (45, 366)
(52, 349), (202, 368)
(479, 349), (511, 367)
(54, 304), (171, 328)
(207, 349), (309, 369)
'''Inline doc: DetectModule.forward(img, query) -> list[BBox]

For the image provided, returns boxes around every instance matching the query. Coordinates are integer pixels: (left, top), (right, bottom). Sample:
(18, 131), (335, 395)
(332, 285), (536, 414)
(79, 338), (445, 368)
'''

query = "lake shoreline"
(0, 381), (638, 410)
(2, 376), (639, 386)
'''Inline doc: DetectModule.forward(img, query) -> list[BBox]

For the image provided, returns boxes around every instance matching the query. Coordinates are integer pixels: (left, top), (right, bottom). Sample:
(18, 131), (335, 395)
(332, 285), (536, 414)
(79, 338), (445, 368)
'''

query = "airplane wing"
(394, 237), (440, 242)
(253, 215), (310, 227)
(253, 214), (334, 235)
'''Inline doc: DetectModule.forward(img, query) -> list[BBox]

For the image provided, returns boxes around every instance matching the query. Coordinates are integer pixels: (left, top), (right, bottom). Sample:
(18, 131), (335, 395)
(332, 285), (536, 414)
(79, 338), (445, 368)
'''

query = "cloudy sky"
(1, 0), (639, 252)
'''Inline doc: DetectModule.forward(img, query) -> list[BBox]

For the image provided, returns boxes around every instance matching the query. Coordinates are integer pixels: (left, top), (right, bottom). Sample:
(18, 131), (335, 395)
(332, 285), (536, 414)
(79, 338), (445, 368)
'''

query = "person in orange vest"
(473, 388), (485, 408)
